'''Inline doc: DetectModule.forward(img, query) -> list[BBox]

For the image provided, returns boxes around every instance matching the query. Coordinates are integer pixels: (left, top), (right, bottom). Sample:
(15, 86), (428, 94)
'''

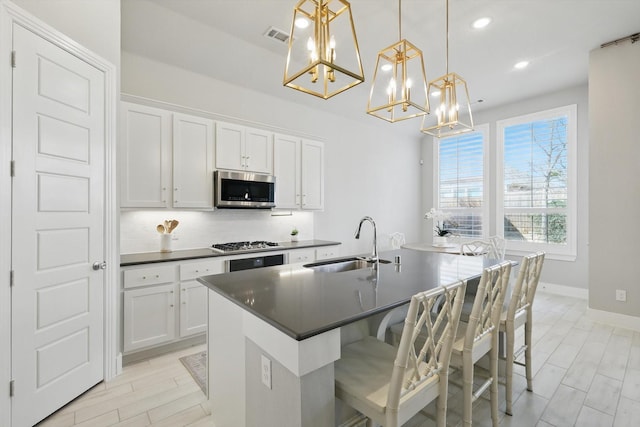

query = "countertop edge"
(120, 240), (341, 266)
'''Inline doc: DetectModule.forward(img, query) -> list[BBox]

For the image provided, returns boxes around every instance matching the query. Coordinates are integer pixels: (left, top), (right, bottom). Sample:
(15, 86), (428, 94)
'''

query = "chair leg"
(525, 319), (533, 392)
(505, 326), (515, 416)
(490, 343), (499, 427)
(463, 354), (474, 427)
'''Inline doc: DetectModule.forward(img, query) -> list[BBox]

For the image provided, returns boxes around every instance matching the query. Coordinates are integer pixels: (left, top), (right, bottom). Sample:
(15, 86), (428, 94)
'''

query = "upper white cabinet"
(173, 113), (214, 208)
(120, 102), (172, 208)
(274, 134), (324, 210)
(215, 121), (273, 174)
(120, 102), (214, 208)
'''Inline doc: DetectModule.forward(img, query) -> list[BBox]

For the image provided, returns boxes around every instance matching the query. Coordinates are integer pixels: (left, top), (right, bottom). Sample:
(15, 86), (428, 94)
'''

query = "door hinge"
(10, 160), (15, 177)
(10, 270), (14, 287)
(9, 380), (14, 397)
(11, 50), (15, 68)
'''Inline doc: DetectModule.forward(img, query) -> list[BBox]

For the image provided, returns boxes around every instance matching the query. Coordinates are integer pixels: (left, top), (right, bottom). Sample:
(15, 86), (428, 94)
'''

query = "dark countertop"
(198, 248), (502, 341)
(120, 240), (341, 266)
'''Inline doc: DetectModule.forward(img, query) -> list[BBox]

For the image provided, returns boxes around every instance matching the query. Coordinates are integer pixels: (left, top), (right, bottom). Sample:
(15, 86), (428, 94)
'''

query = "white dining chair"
(335, 281), (466, 427)
(449, 261), (511, 427)
(500, 251), (545, 416)
(488, 236), (506, 260)
(460, 240), (494, 257)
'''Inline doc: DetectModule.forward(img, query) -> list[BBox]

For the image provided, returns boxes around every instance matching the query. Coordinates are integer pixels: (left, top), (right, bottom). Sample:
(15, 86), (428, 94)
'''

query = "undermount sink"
(303, 257), (391, 273)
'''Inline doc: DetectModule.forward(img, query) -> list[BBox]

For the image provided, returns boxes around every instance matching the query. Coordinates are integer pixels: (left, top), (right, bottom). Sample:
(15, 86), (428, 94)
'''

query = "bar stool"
(335, 281), (466, 427)
(449, 261), (511, 427)
(500, 251), (545, 416)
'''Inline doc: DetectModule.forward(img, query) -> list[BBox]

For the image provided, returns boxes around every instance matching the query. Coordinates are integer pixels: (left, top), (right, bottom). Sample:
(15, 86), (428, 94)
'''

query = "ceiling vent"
(264, 26), (290, 44)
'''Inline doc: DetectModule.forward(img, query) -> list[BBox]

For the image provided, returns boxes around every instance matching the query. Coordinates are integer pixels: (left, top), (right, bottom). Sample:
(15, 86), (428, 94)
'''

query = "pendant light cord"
(445, 0), (449, 74)
(398, 0), (402, 41)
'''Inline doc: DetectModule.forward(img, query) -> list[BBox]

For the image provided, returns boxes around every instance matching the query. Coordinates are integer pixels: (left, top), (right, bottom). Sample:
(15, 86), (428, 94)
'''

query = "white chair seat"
(335, 336), (437, 421)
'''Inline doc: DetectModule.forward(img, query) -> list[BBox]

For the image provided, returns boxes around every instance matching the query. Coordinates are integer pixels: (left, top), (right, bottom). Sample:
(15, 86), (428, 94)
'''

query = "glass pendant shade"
(283, 0), (364, 99)
(421, 72), (473, 137)
(367, 39), (429, 122)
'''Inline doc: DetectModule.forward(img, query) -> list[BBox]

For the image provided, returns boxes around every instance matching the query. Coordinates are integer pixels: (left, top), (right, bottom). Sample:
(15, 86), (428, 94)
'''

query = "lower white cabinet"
(123, 284), (177, 353)
(316, 246), (340, 260)
(122, 258), (224, 354)
(288, 248), (316, 264)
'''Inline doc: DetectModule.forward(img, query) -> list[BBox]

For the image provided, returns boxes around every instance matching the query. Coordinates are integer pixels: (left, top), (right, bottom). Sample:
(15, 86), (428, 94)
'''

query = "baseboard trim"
(587, 308), (640, 332)
(122, 334), (206, 366)
(537, 281), (588, 299)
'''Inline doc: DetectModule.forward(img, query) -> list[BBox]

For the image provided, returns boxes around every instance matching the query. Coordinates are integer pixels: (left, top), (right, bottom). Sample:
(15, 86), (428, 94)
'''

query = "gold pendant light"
(284, 0), (364, 100)
(367, 0), (429, 123)
(421, 0), (473, 137)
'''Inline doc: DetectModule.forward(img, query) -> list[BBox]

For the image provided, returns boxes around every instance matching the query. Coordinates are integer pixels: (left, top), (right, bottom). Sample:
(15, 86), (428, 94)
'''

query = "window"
(435, 124), (489, 238)
(497, 105), (577, 259)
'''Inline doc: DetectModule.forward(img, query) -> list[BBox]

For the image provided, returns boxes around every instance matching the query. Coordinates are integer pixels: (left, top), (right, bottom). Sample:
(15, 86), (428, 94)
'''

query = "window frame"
(433, 123), (491, 240)
(496, 105), (577, 261)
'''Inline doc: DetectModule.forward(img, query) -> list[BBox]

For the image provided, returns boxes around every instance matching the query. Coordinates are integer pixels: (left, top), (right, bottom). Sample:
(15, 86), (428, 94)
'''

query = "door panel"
(11, 24), (105, 426)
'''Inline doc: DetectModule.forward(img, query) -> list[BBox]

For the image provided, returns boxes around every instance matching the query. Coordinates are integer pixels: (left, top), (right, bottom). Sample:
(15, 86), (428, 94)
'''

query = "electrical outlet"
(616, 289), (627, 302)
(261, 355), (272, 389)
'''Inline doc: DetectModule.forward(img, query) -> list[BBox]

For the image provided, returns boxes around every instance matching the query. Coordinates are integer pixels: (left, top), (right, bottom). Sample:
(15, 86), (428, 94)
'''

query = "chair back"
(488, 236), (506, 260)
(464, 261), (511, 350)
(507, 252), (545, 319)
(386, 281), (466, 418)
(460, 240), (493, 257)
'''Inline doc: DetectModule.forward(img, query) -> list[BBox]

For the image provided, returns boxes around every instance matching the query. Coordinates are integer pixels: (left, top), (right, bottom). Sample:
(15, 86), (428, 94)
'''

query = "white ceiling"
(121, 0), (640, 124)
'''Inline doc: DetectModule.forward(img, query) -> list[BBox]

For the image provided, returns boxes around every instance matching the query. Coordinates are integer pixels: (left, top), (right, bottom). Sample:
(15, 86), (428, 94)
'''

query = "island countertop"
(198, 248), (500, 341)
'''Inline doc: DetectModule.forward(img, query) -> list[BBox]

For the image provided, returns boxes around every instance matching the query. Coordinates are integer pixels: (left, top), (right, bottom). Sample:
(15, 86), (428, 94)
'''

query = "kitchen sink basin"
(303, 257), (391, 273)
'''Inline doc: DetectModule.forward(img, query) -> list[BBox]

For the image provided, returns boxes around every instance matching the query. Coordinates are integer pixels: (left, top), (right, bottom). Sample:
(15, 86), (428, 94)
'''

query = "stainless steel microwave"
(214, 170), (276, 209)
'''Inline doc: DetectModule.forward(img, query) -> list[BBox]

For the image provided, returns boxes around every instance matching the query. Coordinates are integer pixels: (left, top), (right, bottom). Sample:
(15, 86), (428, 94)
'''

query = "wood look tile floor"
(37, 291), (640, 427)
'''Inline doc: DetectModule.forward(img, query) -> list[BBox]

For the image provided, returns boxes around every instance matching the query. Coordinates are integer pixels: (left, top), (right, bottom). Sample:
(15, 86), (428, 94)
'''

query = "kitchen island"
(197, 248), (501, 427)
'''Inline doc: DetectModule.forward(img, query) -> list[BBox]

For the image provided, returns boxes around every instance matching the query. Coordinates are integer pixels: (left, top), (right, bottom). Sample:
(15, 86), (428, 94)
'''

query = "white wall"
(589, 40), (640, 317)
(421, 84), (590, 290)
(121, 55), (423, 256)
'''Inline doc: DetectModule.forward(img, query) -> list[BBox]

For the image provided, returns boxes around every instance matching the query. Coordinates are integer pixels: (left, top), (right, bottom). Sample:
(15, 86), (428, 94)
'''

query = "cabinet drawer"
(179, 260), (224, 281)
(315, 246), (340, 260)
(289, 249), (315, 263)
(123, 265), (176, 289)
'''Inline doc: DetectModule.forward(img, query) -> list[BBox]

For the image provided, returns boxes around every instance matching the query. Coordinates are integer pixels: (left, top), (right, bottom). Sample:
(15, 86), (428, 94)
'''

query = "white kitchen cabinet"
(120, 102), (215, 208)
(173, 113), (214, 208)
(123, 284), (177, 353)
(215, 121), (273, 173)
(316, 246), (340, 260)
(288, 248), (316, 264)
(178, 259), (224, 337)
(273, 134), (324, 210)
(121, 258), (224, 354)
(120, 102), (172, 208)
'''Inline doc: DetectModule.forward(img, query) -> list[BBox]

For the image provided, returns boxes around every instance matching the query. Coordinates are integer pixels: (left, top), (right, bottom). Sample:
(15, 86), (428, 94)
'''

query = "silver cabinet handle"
(92, 261), (107, 271)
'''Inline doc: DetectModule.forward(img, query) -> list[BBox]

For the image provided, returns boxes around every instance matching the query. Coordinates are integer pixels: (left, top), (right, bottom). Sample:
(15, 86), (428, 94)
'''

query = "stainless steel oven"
(226, 253), (287, 272)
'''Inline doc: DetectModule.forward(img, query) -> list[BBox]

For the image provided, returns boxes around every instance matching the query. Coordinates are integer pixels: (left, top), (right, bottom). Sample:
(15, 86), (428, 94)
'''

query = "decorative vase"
(291, 235), (298, 242)
(433, 236), (448, 246)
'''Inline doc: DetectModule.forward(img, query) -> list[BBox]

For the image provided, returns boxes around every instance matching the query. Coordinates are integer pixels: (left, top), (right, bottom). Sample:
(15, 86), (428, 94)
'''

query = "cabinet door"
(215, 121), (244, 171)
(123, 284), (177, 353)
(245, 128), (273, 173)
(173, 113), (214, 208)
(120, 102), (171, 207)
(316, 246), (340, 260)
(273, 134), (301, 209)
(301, 139), (324, 210)
(179, 280), (208, 337)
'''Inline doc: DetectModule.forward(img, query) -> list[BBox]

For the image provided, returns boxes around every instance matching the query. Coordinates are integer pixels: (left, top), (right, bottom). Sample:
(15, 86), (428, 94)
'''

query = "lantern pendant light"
(421, 0), (473, 137)
(283, 0), (364, 100)
(366, 0), (429, 123)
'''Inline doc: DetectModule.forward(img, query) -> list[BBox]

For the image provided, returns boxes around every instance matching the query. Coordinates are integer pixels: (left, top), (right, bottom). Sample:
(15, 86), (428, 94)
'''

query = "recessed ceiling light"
(472, 17), (491, 29)
(380, 63), (393, 72)
(294, 18), (309, 29)
(514, 61), (529, 70)
(430, 90), (441, 97)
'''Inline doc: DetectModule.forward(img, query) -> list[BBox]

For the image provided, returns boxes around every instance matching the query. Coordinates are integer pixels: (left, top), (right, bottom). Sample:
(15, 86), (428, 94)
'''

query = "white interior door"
(11, 24), (105, 426)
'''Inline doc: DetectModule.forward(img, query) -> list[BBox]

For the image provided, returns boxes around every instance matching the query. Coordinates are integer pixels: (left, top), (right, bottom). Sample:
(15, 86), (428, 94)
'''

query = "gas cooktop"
(211, 241), (280, 253)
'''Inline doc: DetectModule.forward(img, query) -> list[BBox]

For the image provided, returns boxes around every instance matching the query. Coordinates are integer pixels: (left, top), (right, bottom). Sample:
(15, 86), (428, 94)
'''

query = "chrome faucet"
(355, 216), (378, 263)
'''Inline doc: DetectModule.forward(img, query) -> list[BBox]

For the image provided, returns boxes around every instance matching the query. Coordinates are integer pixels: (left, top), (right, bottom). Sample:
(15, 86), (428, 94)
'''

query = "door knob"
(92, 261), (107, 271)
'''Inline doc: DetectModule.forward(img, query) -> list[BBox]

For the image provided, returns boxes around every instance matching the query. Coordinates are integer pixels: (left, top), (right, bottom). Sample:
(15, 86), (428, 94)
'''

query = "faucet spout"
(354, 216), (378, 262)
